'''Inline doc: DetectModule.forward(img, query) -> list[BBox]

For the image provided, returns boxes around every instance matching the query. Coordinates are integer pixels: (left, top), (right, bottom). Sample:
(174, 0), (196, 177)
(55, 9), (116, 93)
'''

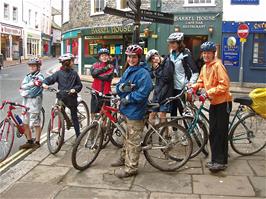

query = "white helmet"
(58, 53), (74, 63)
(146, 49), (159, 62)
(167, 32), (184, 42)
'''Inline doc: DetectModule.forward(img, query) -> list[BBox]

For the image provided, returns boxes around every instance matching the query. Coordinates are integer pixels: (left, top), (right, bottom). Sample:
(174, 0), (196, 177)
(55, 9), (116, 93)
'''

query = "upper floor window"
(116, 0), (129, 10)
(35, 12), (38, 28)
(91, 0), (106, 15)
(13, 7), (18, 21)
(28, 9), (31, 25)
(184, 0), (216, 6)
(253, 34), (266, 66)
(4, 3), (10, 20)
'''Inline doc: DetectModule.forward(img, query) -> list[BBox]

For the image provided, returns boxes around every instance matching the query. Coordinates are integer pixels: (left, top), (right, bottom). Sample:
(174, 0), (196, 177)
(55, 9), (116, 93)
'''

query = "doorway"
(184, 35), (208, 60)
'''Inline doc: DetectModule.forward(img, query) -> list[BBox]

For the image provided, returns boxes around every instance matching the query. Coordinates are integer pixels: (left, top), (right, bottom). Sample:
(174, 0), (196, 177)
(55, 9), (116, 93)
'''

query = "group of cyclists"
(18, 31), (233, 178)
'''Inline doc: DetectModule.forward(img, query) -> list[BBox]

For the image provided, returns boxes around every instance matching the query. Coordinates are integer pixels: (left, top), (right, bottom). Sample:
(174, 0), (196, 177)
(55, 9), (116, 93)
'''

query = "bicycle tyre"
(172, 116), (209, 158)
(229, 112), (266, 156)
(71, 123), (103, 171)
(0, 119), (15, 162)
(40, 107), (45, 131)
(77, 100), (90, 130)
(47, 109), (65, 154)
(143, 122), (192, 171)
(101, 119), (111, 149)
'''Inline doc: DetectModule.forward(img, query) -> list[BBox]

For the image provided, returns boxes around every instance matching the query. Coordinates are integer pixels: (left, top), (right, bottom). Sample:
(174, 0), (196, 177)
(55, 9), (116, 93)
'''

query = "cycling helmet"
(98, 48), (110, 56)
(146, 49), (159, 62)
(28, 57), (42, 66)
(200, 41), (216, 52)
(125, 45), (143, 56)
(58, 53), (74, 63)
(167, 32), (184, 42)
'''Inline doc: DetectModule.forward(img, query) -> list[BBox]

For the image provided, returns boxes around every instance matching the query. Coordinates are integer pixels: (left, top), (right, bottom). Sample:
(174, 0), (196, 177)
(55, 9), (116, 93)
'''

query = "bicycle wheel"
(77, 100), (90, 130)
(143, 121), (192, 171)
(72, 123), (103, 171)
(40, 107), (45, 130)
(173, 116), (209, 158)
(47, 109), (65, 154)
(230, 112), (266, 156)
(0, 119), (14, 162)
(101, 119), (111, 149)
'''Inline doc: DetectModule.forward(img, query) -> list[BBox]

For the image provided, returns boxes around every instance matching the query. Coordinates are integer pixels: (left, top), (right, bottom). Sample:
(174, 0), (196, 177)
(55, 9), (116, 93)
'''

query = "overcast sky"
(51, 0), (70, 26)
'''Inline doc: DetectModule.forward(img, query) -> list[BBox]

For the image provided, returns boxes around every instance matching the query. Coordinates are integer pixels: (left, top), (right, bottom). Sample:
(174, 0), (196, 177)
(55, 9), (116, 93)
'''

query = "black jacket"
(152, 57), (175, 103)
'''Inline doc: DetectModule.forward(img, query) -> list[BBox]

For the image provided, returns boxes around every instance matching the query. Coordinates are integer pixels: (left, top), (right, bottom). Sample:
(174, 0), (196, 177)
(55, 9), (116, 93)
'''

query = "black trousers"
(171, 89), (185, 117)
(209, 102), (232, 164)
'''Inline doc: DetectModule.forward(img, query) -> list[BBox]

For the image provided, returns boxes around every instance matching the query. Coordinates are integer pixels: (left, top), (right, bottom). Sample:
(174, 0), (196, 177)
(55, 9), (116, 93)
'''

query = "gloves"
(119, 81), (135, 93)
(120, 98), (130, 106)
(199, 93), (208, 103)
(34, 79), (42, 87)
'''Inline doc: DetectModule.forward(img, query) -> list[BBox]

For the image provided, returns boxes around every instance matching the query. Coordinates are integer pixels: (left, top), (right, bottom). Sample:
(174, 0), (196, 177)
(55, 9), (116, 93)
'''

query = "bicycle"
(71, 90), (193, 172)
(46, 87), (90, 154)
(0, 101), (29, 162)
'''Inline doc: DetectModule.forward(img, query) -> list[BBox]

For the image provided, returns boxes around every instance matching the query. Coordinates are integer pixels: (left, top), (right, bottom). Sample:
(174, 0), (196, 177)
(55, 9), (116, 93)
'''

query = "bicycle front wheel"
(230, 112), (266, 156)
(47, 110), (65, 154)
(71, 123), (103, 171)
(143, 122), (192, 171)
(77, 100), (90, 129)
(0, 119), (14, 162)
(40, 107), (45, 131)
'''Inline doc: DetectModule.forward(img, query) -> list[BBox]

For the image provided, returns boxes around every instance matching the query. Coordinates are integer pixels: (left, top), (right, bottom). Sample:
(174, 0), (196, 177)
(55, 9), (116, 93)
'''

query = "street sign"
(103, 7), (136, 20)
(237, 24), (249, 39)
(127, 0), (138, 13)
(140, 15), (174, 25)
(140, 9), (174, 20)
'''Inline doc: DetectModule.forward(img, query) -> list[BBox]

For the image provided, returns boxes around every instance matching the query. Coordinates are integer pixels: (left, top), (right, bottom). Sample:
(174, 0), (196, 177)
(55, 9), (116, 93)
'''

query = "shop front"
(222, 21), (266, 83)
(0, 24), (23, 61)
(41, 33), (51, 56)
(26, 32), (41, 58)
(148, 12), (222, 62)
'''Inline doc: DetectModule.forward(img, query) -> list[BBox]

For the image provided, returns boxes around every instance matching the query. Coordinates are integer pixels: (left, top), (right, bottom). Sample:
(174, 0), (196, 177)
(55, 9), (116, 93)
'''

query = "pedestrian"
(111, 44), (153, 178)
(166, 32), (199, 117)
(19, 58), (44, 149)
(192, 41), (232, 172)
(146, 49), (174, 125)
(42, 53), (83, 138)
(90, 48), (113, 119)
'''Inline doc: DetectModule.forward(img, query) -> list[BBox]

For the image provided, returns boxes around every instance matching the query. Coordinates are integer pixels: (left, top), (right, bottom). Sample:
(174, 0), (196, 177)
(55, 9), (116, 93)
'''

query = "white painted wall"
(223, 0), (266, 21)
(0, 0), (23, 27)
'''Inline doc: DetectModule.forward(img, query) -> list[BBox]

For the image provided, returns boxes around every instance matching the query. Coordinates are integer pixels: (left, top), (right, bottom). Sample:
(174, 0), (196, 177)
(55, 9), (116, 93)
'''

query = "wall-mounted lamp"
(144, 27), (150, 37)
(174, 26), (181, 32)
(208, 26), (214, 36)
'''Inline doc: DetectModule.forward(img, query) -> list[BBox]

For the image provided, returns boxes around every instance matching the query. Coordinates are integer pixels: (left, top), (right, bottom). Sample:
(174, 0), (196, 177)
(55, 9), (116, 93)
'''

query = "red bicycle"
(0, 100), (29, 162)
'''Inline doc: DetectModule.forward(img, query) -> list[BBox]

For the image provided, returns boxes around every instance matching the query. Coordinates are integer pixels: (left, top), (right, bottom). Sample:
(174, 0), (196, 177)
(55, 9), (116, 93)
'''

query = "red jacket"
(91, 62), (113, 94)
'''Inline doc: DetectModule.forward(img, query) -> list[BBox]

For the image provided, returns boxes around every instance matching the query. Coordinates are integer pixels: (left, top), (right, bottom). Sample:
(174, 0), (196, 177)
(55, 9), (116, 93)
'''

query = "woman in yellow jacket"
(192, 41), (232, 172)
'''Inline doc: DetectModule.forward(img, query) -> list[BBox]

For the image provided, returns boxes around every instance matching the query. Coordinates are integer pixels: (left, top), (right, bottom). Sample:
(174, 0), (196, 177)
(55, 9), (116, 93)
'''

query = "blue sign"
(231, 0), (259, 5)
(222, 36), (240, 67)
(222, 21), (266, 33)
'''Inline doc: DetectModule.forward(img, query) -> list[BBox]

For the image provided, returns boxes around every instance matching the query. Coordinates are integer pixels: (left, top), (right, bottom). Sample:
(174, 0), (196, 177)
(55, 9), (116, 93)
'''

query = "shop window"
(91, 0), (106, 15)
(13, 7), (18, 22)
(116, 0), (129, 10)
(252, 34), (266, 66)
(184, 0), (215, 6)
(4, 3), (9, 20)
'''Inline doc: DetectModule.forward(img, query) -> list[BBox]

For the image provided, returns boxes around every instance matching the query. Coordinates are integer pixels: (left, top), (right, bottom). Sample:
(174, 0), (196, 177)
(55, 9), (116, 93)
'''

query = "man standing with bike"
(192, 41), (232, 172)
(42, 53), (83, 138)
(19, 58), (44, 149)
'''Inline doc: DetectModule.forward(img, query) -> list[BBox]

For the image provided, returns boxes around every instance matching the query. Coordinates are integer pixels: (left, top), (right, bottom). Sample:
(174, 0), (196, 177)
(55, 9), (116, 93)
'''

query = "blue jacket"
(116, 63), (153, 120)
(20, 71), (44, 98)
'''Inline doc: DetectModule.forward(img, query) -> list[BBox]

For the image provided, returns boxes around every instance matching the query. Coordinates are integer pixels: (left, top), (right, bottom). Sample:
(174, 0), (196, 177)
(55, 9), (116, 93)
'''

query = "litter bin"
(0, 54), (3, 70)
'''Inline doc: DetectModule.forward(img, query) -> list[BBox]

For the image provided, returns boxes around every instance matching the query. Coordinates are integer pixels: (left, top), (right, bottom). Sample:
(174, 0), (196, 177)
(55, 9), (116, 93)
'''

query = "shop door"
(184, 35), (208, 60)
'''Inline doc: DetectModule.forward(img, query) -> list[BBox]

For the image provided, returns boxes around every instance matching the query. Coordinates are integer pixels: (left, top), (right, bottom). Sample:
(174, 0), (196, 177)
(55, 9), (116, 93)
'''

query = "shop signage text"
(0, 25), (22, 36)
(222, 21), (266, 33)
(222, 36), (240, 67)
(174, 15), (216, 29)
(90, 26), (132, 35)
(231, 0), (259, 5)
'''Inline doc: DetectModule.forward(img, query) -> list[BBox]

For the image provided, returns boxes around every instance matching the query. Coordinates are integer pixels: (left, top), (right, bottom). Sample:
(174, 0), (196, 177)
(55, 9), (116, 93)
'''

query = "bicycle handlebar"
(86, 86), (119, 100)
(0, 100), (29, 111)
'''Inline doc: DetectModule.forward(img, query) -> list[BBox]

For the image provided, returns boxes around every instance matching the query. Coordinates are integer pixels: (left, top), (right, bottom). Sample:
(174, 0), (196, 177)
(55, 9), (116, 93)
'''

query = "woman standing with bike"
(192, 41), (232, 172)
(112, 45), (153, 178)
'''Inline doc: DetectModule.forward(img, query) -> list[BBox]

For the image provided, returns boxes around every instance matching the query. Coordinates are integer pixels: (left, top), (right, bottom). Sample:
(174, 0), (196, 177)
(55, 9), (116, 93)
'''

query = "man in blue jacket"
(112, 45), (153, 178)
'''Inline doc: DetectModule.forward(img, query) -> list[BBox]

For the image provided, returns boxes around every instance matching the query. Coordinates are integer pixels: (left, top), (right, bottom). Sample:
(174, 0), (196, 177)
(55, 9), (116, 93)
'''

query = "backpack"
(181, 48), (198, 80)
(249, 88), (266, 118)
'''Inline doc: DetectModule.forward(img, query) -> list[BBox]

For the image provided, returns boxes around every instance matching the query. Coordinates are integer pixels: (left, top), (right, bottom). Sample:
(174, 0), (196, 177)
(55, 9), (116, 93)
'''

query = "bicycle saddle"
(233, 96), (253, 106)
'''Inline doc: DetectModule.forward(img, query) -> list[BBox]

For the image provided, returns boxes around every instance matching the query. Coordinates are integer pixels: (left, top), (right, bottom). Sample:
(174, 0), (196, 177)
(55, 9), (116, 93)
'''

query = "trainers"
(110, 158), (125, 167)
(209, 163), (227, 172)
(114, 168), (137, 178)
(205, 161), (213, 168)
(34, 141), (41, 149)
(19, 142), (35, 150)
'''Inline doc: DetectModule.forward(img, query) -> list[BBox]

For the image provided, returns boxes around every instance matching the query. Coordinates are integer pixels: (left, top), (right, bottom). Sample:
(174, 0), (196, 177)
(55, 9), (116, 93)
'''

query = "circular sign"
(237, 24), (249, 39)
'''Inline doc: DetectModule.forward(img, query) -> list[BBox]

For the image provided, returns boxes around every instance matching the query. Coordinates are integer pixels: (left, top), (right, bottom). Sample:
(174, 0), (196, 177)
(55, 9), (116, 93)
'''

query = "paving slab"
(20, 165), (70, 184)
(0, 182), (62, 199)
(201, 195), (265, 199)
(0, 160), (39, 193)
(149, 192), (200, 199)
(248, 160), (266, 176)
(24, 144), (50, 162)
(55, 186), (148, 199)
(62, 167), (134, 190)
(40, 150), (68, 166)
(249, 176), (266, 197)
(132, 172), (192, 194)
(193, 175), (255, 196)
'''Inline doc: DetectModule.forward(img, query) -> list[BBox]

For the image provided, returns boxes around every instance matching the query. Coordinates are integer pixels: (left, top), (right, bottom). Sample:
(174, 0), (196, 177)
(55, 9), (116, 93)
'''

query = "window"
(91, 0), (106, 15)
(35, 12), (38, 28)
(116, 0), (129, 10)
(4, 3), (9, 20)
(28, 9), (31, 25)
(13, 7), (18, 21)
(253, 34), (266, 66)
(184, 0), (215, 6)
